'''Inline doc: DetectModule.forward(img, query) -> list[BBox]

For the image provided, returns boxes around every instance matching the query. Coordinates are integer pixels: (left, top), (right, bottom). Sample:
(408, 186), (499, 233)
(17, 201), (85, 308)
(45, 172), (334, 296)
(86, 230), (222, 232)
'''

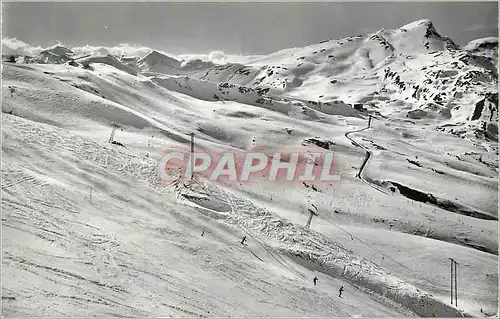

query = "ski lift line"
(235, 223), (308, 281)
(229, 196), (401, 290)
(224, 190), (440, 299)
(237, 212), (406, 293)
(319, 215), (405, 270)
(224, 195), (309, 281)
(203, 186), (439, 295)
(317, 215), (439, 288)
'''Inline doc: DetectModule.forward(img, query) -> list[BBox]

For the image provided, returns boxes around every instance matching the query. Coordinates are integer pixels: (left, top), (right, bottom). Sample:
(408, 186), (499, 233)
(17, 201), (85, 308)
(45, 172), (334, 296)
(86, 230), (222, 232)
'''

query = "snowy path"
(344, 117), (391, 195)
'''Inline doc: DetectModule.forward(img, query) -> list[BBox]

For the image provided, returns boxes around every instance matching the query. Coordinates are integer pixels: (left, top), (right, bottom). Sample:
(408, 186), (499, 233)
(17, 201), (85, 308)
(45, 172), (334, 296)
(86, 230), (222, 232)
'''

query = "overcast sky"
(3, 2), (498, 55)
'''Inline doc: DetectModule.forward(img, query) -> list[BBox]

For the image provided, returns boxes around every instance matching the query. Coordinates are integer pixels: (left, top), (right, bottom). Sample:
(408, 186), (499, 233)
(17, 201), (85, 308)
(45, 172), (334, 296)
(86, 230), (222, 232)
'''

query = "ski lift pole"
(305, 201), (319, 229)
(189, 133), (195, 181)
(108, 123), (120, 144)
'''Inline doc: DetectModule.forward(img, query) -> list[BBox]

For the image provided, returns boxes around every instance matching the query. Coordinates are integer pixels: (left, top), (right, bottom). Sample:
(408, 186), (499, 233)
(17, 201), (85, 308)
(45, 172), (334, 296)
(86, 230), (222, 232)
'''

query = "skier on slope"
(241, 236), (247, 245)
(339, 286), (344, 298)
(313, 276), (318, 286)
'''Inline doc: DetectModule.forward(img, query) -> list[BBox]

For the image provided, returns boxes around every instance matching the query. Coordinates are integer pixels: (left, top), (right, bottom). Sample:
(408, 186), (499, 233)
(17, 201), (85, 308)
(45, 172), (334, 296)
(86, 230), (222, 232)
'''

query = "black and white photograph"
(1, 1), (498, 317)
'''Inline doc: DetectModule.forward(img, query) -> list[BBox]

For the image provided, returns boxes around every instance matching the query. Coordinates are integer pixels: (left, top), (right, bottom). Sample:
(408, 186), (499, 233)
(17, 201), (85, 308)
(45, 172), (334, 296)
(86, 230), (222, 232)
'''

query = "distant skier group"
(8, 86), (15, 98)
(313, 277), (344, 297)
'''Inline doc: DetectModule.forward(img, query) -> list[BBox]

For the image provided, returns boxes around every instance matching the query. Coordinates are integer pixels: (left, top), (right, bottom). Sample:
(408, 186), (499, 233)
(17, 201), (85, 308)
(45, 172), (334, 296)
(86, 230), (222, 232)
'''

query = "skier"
(313, 276), (318, 286)
(241, 236), (247, 245)
(339, 286), (344, 298)
(201, 230), (205, 237)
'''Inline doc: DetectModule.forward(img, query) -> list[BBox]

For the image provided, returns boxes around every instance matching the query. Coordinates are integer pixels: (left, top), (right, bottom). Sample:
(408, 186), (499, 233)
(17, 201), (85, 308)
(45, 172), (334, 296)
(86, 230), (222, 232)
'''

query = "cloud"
(1, 38), (263, 65)
(208, 50), (228, 63)
(2, 37), (44, 56)
(71, 43), (152, 58)
(1, 38), (154, 58)
(176, 51), (228, 64)
(177, 50), (263, 65)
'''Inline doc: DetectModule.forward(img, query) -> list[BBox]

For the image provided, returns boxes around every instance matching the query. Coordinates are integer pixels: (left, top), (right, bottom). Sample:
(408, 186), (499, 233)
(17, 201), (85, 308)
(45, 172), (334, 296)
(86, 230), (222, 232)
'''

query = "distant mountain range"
(4, 19), (498, 142)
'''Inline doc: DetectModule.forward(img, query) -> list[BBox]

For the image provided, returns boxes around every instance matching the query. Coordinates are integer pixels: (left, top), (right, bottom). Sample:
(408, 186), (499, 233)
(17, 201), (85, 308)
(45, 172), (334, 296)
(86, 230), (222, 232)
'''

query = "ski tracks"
(224, 194), (310, 282)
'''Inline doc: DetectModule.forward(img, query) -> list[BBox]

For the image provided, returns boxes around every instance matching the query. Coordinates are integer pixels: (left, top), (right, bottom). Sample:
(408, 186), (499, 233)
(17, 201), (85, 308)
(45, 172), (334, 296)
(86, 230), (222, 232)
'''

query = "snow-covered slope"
(464, 37), (498, 58)
(464, 37), (498, 75)
(117, 55), (140, 71)
(76, 55), (138, 76)
(2, 19), (498, 317)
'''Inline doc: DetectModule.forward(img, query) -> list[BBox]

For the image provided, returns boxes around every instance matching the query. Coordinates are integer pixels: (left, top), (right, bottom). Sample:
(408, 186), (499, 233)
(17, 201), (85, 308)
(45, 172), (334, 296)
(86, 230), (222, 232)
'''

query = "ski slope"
(2, 19), (498, 317)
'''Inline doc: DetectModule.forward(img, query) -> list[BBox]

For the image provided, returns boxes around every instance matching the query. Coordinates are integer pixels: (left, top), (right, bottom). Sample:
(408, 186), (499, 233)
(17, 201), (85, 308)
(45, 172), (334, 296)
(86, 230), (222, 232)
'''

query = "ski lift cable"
(316, 215), (439, 288)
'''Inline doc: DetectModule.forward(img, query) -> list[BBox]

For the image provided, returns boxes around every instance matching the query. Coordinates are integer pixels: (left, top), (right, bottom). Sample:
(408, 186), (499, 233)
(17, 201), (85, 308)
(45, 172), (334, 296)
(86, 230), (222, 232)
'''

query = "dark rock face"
(471, 98), (485, 121)
(304, 138), (335, 150)
(407, 110), (427, 119)
(353, 104), (364, 111)
(390, 181), (497, 221)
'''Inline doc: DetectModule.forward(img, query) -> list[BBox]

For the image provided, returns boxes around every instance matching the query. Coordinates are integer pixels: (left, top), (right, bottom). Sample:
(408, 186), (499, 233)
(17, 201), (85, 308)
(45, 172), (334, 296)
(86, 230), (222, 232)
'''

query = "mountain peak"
(397, 19), (458, 51)
(137, 50), (182, 73)
(25, 44), (75, 64)
(400, 19), (435, 30)
(45, 45), (74, 57)
(140, 50), (176, 60)
(398, 19), (441, 38)
(139, 50), (180, 63)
